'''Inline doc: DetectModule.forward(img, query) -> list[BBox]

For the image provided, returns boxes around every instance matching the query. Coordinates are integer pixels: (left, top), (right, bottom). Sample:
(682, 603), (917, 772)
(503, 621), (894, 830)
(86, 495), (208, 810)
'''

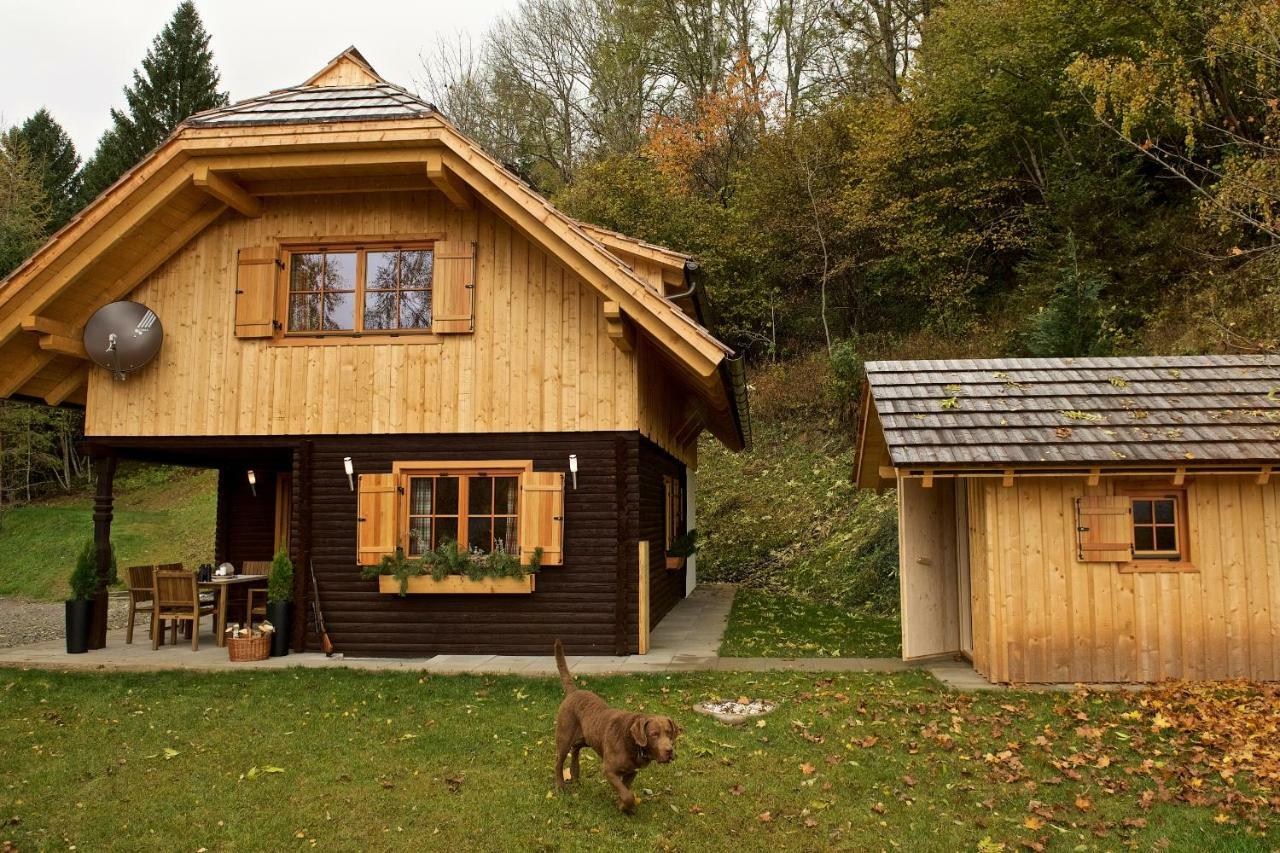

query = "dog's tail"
(554, 640), (576, 694)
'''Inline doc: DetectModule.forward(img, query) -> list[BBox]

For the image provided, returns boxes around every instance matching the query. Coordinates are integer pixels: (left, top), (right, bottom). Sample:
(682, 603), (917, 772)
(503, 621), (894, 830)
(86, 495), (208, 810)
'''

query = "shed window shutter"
(519, 471), (564, 565)
(235, 246), (278, 338)
(357, 473), (399, 566)
(1075, 495), (1132, 562)
(431, 240), (476, 334)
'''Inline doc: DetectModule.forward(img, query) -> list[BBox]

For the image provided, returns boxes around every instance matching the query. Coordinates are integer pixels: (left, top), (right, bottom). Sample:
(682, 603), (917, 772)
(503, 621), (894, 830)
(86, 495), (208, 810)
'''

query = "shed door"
(897, 477), (962, 660)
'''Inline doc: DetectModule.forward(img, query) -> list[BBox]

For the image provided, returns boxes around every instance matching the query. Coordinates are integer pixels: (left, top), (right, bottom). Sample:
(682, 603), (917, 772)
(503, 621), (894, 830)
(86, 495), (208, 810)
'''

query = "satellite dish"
(83, 301), (164, 380)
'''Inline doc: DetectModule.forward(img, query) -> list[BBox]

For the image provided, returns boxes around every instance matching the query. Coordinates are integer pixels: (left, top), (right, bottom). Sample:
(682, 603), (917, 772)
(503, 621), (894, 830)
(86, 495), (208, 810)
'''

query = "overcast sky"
(0, 0), (515, 155)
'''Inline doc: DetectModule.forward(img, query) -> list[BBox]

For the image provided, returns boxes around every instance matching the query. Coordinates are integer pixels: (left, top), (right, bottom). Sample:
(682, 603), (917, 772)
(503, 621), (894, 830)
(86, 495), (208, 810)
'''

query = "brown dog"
(553, 640), (680, 813)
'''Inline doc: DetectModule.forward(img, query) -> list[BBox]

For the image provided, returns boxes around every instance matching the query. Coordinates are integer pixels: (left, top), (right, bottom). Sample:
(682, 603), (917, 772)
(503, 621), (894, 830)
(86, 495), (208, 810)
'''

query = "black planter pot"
(267, 601), (291, 657)
(65, 600), (92, 654)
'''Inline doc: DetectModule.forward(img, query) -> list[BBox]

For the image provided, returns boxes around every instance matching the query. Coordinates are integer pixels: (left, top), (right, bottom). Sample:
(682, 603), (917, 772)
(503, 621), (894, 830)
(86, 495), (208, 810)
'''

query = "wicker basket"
(226, 632), (270, 662)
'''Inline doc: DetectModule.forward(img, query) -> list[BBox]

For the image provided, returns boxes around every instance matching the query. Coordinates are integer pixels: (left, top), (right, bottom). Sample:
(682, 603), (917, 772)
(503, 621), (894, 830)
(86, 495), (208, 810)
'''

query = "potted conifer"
(65, 540), (97, 654)
(266, 548), (293, 657)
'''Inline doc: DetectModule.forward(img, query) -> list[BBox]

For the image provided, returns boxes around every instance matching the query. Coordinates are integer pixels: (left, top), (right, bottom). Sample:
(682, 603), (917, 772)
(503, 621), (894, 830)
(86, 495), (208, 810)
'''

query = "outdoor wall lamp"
(247, 469), (257, 497)
(344, 457), (355, 491)
(568, 454), (578, 490)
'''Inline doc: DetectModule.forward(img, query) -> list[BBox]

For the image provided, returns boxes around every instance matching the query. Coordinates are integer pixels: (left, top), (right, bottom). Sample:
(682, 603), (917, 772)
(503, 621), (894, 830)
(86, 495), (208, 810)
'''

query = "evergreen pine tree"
(77, 1), (228, 204)
(12, 109), (81, 232)
(0, 131), (52, 278)
(1023, 233), (1113, 358)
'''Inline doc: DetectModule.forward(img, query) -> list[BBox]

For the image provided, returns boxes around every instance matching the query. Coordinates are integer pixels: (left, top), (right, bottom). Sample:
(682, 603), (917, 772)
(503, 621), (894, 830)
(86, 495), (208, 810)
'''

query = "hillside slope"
(0, 466), (216, 601)
(697, 354), (899, 613)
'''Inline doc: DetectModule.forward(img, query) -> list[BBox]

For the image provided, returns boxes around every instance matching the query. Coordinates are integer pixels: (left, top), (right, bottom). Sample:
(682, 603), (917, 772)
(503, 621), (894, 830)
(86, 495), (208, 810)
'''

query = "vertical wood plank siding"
(967, 475), (1280, 683)
(84, 193), (648, 445)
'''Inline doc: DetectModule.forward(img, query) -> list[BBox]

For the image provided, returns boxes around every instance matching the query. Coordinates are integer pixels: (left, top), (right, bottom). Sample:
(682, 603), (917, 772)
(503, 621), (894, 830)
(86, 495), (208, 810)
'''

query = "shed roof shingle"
(865, 355), (1280, 467)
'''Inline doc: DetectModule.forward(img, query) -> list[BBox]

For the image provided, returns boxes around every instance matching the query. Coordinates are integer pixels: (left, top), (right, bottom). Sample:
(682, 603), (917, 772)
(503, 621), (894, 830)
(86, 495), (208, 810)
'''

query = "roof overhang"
(0, 113), (746, 446)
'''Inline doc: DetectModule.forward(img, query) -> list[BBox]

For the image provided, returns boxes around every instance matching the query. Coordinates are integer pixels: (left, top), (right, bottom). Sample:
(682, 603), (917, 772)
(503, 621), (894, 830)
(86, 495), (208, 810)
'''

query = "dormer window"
(285, 243), (434, 334)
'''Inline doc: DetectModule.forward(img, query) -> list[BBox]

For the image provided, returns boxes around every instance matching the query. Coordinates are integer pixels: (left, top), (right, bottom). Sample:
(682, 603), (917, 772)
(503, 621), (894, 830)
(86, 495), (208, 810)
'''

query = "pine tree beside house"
(77, 1), (228, 204)
(10, 110), (80, 233)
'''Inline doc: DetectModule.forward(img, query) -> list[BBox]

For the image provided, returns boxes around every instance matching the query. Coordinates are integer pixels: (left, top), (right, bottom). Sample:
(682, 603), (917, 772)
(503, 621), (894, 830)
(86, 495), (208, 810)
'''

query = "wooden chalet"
(0, 48), (750, 656)
(855, 356), (1280, 684)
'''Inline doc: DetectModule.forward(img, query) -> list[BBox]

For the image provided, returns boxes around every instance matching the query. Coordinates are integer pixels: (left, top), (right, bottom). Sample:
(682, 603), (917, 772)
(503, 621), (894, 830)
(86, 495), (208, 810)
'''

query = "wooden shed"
(855, 356), (1280, 684)
(0, 48), (750, 657)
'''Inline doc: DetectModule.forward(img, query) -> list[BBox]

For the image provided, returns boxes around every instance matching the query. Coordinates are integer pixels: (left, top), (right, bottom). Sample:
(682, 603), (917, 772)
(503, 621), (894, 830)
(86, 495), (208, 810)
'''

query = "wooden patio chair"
(123, 564), (155, 644)
(241, 561), (272, 630)
(152, 570), (215, 651)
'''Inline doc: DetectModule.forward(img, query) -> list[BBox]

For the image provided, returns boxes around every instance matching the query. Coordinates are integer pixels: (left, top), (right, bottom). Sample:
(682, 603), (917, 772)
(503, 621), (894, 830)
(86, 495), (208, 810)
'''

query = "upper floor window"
(286, 245), (434, 334)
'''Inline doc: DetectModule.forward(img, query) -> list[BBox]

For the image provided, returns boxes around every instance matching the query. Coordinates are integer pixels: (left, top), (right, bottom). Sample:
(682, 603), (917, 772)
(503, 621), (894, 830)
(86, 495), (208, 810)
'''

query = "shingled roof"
(859, 355), (1280, 471)
(186, 83), (436, 128)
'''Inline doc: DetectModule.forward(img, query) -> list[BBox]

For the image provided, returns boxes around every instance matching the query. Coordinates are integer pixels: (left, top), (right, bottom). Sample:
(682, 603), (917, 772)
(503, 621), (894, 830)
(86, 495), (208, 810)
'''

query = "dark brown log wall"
(98, 431), (687, 657)
(305, 432), (636, 656)
(214, 463), (288, 567)
(638, 437), (688, 632)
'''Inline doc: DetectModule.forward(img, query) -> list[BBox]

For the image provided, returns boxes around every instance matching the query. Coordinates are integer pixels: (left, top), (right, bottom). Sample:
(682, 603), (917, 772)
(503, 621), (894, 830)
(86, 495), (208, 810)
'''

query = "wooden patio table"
(199, 575), (268, 647)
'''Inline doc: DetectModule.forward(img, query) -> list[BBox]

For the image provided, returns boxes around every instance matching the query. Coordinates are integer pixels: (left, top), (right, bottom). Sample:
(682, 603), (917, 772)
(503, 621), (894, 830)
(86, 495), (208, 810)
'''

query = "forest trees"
(77, 0), (227, 204)
(0, 1), (230, 509)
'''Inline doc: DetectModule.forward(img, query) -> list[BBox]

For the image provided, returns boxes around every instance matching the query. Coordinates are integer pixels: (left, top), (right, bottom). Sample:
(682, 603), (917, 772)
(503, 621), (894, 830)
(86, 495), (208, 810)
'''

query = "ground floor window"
(402, 468), (523, 556)
(663, 474), (684, 551)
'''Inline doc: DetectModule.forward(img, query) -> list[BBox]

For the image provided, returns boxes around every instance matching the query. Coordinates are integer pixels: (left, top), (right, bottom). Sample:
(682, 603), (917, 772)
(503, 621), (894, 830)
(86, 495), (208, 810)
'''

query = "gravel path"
(0, 596), (131, 649)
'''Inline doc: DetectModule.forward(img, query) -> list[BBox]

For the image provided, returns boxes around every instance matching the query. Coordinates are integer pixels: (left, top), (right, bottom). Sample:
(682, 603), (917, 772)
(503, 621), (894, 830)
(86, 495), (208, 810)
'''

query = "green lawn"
(720, 587), (901, 658)
(0, 668), (1272, 851)
(0, 467), (216, 600)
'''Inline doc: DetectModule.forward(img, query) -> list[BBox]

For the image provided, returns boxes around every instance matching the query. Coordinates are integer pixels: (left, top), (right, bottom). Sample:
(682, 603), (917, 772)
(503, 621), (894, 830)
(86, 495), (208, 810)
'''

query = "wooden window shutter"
(1075, 495), (1133, 562)
(519, 471), (564, 565)
(432, 240), (476, 333)
(235, 246), (279, 338)
(357, 473), (399, 566)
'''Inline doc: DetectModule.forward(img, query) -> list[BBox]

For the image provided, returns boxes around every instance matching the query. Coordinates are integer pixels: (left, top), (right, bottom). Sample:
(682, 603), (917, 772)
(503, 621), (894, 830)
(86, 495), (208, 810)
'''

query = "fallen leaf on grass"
(757, 811), (772, 823)
(1074, 796), (1092, 812)
(800, 763), (815, 776)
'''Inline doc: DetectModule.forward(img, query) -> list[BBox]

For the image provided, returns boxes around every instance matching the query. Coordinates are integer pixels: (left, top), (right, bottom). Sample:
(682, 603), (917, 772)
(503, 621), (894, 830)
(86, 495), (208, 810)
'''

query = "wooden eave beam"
(602, 301), (635, 353)
(0, 349), (57, 398)
(243, 175), (435, 196)
(192, 165), (261, 217)
(22, 315), (78, 338)
(1258, 466), (1273, 486)
(38, 334), (86, 359)
(424, 151), (473, 210)
(44, 367), (87, 406)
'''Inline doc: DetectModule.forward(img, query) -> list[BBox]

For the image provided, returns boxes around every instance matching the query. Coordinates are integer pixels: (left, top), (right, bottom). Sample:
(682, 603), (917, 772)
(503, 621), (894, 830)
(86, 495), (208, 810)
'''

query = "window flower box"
(665, 556), (686, 571)
(377, 574), (535, 595)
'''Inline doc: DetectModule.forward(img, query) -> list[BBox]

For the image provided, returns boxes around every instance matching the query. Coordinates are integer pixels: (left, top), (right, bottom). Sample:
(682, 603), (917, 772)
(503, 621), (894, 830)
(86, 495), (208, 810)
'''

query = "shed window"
(1131, 496), (1181, 559)
(286, 244), (433, 334)
(663, 474), (684, 551)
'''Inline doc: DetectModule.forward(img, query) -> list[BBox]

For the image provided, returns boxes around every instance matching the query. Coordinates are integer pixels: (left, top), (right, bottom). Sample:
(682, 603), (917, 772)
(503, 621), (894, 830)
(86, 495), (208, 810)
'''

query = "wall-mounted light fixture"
(247, 469), (257, 497)
(343, 457), (355, 492)
(568, 454), (578, 490)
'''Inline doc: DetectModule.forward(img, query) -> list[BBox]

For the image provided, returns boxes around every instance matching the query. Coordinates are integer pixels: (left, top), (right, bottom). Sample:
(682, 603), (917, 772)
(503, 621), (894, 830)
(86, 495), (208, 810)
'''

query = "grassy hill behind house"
(0, 465), (217, 600)
(698, 353), (900, 616)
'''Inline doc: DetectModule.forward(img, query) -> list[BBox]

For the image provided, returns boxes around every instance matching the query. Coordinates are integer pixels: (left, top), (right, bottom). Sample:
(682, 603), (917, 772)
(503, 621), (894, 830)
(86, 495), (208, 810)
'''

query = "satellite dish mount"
(83, 301), (164, 381)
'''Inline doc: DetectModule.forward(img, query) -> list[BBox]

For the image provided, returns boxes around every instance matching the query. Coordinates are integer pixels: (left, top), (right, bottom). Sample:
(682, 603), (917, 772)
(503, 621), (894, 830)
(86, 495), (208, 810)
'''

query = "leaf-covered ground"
(719, 587), (901, 658)
(1, 668), (1275, 851)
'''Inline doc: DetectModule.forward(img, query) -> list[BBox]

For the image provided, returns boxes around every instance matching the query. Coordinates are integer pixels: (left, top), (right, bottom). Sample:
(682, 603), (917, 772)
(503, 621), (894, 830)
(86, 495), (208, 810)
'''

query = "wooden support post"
(637, 540), (650, 655)
(192, 165), (262, 217)
(90, 453), (117, 650)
